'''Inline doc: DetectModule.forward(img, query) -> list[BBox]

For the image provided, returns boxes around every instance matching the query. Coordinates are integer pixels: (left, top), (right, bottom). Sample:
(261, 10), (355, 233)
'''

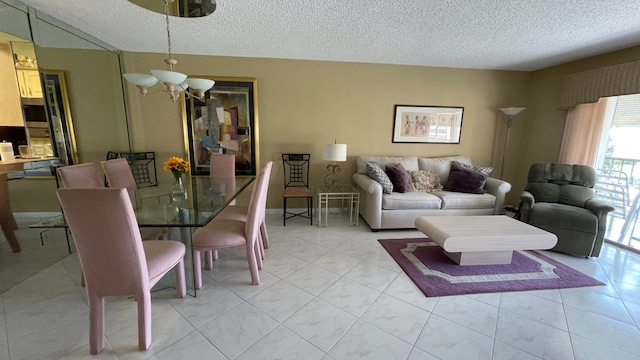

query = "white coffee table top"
(415, 215), (558, 252)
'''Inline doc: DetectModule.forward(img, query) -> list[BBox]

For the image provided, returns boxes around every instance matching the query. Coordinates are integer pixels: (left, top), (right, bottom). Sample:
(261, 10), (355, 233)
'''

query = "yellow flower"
(164, 156), (190, 173)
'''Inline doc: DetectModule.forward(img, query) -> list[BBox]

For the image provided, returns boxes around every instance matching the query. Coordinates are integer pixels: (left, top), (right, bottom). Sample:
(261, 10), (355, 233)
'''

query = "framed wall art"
(183, 77), (258, 176)
(392, 105), (464, 144)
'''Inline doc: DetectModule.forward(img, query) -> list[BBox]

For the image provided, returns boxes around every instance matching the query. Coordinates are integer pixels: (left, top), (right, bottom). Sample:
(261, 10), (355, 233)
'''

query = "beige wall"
(121, 52), (531, 208)
(8, 47), (128, 211)
(11, 45), (640, 212)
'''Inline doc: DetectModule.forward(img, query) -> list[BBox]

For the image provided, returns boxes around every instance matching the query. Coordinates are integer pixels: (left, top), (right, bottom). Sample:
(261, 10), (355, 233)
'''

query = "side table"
(315, 184), (360, 227)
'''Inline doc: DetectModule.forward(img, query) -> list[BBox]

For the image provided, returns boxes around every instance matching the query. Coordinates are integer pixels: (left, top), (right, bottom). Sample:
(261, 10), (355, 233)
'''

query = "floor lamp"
(499, 107), (526, 179)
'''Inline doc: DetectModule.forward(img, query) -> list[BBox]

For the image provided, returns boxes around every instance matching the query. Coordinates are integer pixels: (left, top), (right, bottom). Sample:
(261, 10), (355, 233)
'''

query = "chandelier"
(123, 0), (215, 102)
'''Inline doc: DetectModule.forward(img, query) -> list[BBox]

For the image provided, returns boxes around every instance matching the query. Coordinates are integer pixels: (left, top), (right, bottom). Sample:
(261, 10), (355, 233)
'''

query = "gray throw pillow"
(452, 160), (493, 176)
(366, 162), (393, 194)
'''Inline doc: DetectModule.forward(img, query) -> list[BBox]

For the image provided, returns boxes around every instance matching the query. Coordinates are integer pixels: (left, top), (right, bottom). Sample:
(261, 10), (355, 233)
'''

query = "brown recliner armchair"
(520, 163), (615, 257)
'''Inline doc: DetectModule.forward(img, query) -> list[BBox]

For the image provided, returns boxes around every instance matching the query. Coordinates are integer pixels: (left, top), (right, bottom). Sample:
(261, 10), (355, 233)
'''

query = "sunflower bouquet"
(164, 156), (190, 179)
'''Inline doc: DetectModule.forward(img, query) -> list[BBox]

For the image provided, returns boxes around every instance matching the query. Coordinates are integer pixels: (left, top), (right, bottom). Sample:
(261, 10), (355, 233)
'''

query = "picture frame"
(182, 77), (258, 176)
(41, 70), (78, 165)
(392, 105), (464, 144)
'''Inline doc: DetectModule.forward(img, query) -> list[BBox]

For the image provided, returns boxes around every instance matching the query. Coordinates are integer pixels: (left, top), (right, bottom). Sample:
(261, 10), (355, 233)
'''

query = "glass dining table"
(30, 175), (255, 297)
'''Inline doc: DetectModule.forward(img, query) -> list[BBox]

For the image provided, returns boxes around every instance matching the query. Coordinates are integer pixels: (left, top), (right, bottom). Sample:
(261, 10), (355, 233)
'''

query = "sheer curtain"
(558, 97), (609, 165)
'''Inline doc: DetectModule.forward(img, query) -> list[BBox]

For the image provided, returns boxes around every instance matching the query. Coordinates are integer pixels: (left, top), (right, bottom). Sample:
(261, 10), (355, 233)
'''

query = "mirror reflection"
(0, 1), (131, 292)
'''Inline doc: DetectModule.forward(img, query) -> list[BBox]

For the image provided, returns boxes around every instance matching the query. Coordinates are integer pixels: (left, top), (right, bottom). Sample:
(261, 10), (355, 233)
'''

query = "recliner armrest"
(585, 198), (616, 215)
(519, 191), (535, 222)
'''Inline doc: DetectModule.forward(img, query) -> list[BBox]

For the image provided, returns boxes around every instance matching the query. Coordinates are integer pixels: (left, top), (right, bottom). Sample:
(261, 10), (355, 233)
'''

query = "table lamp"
(322, 142), (347, 191)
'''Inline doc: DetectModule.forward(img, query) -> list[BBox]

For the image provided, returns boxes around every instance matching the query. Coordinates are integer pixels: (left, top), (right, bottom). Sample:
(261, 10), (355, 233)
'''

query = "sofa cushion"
(451, 160), (493, 176)
(418, 155), (472, 183)
(382, 192), (442, 210)
(434, 191), (496, 209)
(410, 170), (443, 192)
(385, 163), (414, 193)
(366, 162), (393, 194)
(357, 156), (418, 174)
(444, 162), (487, 194)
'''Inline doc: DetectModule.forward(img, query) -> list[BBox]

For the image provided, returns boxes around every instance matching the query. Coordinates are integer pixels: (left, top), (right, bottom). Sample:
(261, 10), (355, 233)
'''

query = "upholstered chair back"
(524, 163), (596, 208)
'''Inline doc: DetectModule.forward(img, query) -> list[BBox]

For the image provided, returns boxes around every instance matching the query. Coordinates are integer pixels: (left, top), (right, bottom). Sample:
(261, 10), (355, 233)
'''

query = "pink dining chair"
(101, 158), (165, 240)
(192, 161), (272, 288)
(57, 187), (186, 354)
(209, 153), (236, 177)
(57, 163), (103, 188)
(216, 161), (273, 251)
(202, 153), (237, 263)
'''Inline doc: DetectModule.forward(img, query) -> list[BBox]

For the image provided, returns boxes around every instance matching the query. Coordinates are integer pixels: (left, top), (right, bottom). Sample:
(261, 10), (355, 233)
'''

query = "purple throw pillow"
(385, 163), (414, 193)
(444, 162), (487, 194)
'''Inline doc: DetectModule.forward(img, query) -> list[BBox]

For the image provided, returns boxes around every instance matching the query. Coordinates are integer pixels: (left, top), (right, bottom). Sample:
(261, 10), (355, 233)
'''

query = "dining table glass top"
(30, 176), (255, 229)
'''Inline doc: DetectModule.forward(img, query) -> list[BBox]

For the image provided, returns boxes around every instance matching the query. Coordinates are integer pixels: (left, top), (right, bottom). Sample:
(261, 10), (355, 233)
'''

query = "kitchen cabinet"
(16, 69), (42, 98)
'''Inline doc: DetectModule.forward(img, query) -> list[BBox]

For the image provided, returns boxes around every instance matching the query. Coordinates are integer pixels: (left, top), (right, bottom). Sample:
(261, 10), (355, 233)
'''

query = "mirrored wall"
(0, 0), (130, 292)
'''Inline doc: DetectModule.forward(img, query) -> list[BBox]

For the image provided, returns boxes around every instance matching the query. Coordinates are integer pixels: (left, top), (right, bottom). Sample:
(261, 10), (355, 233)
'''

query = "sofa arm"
(353, 173), (382, 195)
(353, 173), (383, 230)
(484, 177), (511, 215)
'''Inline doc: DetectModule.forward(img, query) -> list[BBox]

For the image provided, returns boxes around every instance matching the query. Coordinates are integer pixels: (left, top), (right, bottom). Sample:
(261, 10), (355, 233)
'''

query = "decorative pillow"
(385, 163), (414, 193)
(366, 162), (393, 194)
(452, 160), (493, 176)
(410, 170), (443, 192)
(444, 162), (487, 194)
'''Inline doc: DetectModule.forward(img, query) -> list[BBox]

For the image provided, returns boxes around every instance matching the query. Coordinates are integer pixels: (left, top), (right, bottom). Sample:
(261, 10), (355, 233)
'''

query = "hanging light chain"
(164, 0), (175, 71)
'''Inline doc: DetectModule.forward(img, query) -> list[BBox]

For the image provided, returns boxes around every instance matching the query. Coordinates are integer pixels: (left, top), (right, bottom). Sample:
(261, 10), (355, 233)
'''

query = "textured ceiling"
(17, 0), (640, 71)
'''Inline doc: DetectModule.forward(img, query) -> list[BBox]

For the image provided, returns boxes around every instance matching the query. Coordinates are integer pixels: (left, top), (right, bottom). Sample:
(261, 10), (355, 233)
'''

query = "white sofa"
(352, 155), (511, 231)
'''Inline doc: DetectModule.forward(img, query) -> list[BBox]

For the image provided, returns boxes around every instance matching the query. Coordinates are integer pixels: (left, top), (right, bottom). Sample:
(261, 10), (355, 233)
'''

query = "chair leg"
(283, 198), (287, 226)
(309, 197), (313, 225)
(88, 295), (105, 355)
(204, 251), (213, 270)
(260, 221), (269, 249)
(246, 242), (261, 285)
(137, 292), (152, 351)
(193, 249), (203, 289)
(81, 271), (86, 287)
(174, 258), (186, 298)
(258, 232), (265, 260)
(255, 241), (263, 270)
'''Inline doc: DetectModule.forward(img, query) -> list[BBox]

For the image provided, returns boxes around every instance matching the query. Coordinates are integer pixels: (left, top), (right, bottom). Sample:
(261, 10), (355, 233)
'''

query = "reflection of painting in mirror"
(184, 78), (257, 176)
(42, 70), (77, 165)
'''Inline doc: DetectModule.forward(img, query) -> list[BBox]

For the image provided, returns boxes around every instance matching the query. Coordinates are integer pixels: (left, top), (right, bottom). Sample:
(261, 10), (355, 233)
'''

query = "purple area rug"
(379, 238), (604, 297)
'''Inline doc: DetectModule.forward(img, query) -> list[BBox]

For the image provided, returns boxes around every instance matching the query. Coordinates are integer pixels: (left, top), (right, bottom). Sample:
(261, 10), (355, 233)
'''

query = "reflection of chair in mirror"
(191, 161), (272, 288)
(57, 163), (103, 188)
(105, 151), (159, 188)
(57, 187), (186, 354)
(101, 158), (166, 240)
(282, 153), (314, 226)
(520, 163), (615, 257)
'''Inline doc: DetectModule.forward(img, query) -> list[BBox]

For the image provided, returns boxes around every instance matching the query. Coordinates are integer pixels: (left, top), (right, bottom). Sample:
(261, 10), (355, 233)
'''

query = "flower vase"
(171, 172), (186, 206)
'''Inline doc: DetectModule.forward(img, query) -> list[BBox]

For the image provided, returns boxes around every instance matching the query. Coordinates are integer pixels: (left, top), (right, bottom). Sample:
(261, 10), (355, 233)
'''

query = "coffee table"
(414, 215), (558, 265)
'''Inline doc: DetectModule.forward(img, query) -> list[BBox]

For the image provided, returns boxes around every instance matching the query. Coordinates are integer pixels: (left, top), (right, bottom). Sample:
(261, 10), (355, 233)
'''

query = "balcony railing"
(599, 156), (640, 250)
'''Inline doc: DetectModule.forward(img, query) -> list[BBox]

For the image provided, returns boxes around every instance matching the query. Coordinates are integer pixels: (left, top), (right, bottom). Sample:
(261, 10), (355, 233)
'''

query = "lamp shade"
(499, 107), (526, 116)
(185, 78), (215, 91)
(323, 143), (347, 162)
(150, 69), (187, 85)
(122, 73), (158, 87)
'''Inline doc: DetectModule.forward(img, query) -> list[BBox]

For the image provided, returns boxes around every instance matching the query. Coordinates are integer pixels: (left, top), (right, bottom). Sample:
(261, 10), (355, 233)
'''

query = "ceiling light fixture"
(123, 0), (215, 102)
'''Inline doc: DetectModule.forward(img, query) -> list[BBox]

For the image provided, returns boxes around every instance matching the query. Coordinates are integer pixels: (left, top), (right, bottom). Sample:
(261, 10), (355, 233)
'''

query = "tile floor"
(2, 211), (640, 359)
